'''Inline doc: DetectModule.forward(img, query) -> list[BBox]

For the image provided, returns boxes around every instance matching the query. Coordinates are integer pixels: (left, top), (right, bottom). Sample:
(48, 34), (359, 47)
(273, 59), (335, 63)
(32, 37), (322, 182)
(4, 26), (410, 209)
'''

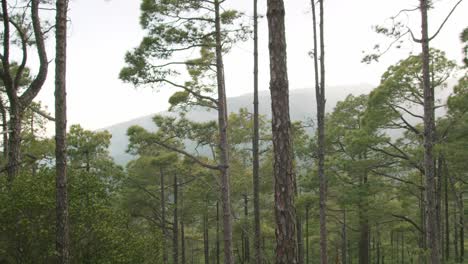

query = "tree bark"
(55, 0), (70, 262)
(266, 1), (298, 263)
(7, 107), (21, 182)
(0, 97), (8, 159)
(214, 1), (234, 263)
(419, 1), (440, 262)
(252, 0), (262, 262)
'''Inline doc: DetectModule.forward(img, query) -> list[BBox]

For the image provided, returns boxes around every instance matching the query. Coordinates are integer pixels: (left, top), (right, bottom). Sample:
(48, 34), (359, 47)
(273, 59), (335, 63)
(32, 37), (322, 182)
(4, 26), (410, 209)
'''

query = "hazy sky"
(32, 0), (467, 131)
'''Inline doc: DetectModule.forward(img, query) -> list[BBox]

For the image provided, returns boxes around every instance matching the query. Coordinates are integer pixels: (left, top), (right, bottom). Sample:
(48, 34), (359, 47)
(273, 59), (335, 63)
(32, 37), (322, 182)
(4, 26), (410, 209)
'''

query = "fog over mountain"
(103, 85), (374, 165)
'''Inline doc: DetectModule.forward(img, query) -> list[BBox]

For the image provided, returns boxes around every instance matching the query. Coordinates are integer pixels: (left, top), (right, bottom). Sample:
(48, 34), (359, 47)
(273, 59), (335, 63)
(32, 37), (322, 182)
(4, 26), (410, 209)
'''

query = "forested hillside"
(0, 1), (467, 264)
(104, 86), (372, 165)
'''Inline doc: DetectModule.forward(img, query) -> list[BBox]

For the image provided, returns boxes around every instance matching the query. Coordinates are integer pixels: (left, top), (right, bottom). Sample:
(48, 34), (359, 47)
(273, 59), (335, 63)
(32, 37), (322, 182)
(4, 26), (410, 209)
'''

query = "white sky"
(32, 0), (467, 130)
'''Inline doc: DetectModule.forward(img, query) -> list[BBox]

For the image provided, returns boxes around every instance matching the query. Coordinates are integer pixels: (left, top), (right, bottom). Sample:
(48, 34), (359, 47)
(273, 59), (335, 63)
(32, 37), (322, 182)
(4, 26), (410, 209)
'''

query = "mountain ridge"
(102, 85), (374, 165)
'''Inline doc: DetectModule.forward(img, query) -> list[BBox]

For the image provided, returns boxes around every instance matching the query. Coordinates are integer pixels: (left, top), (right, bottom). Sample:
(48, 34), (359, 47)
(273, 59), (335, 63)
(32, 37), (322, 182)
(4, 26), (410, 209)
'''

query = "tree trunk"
(297, 213), (304, 264)
(7, 107), (21, 182)
(459, 197), (464, 263)
(160, 168), (168, 264)
(55, 0), (70, 262)
(310, 1), (328, 262)
(266, 0), (298, 263)
(0, 97), (8, 160)
(204, 209), (210, 264)
(217, 202), (221, 264)
(306, 205), (310, 264)
(181, 220), (186, 264)
(342, 210), (347, 264)
(214, 2), (234, 263)
(174, 173), (179, 264)
(401, 233), (405, 264)
(359, 171), (369, 264)
(419, 1), (440, 262)
(243, 195), (250, 263)
(443, 158), (449, 261)
(252, 0), (262, 262)
(454, 210), (459, 262)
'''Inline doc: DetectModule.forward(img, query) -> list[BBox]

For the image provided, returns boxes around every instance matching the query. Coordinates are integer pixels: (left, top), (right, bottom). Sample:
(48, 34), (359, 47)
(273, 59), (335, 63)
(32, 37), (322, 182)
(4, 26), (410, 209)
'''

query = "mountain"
(102, 85), (374, 165)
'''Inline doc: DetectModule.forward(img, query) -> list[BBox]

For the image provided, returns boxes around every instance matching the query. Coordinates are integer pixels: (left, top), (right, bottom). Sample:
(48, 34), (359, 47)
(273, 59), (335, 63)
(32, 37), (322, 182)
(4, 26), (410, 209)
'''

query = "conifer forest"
(1, 0), (468, 263)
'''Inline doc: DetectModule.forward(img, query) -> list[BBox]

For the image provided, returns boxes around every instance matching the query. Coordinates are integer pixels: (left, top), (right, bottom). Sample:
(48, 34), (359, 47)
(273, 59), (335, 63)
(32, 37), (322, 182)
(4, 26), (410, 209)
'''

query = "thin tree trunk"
(436, 158), (442, 259)
(443, 158), (449, 261)
(359, 172), (369, 264)
(243, 195), (250, 263)
(420, 1), (440, 262)
(214, 2), (234, 263)
(174, 173), (179, 264)
(181, 221), (186, 264)
(217, 201), (221, 264)
(266, 0), (298, 263)
(252, 1), (262, 262)
(342, 210), (347, 264)
(454, 210), (459, 262)
(376, 225), (381, 264)
(391, 231), (394, 264)
(310, 1), (328, 262)
(204, 209), (210, 264)
(306, 205), (310, 264)
(181, 180), (186, 264)
(297, 212), (304, 264)
(160, 168), (168, 264)
(55, 0), (70, 262)
(401, 233), (405, 264)
(459, 197), (464, 263)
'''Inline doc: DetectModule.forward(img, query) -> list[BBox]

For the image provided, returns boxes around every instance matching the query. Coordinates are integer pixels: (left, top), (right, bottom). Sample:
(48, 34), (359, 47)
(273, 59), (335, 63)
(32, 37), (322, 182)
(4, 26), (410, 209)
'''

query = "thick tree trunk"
(55, 0), (70, 262)
(160, 168), (168, 264)
(266, 0), (298, 263)
(0, 98), (8, 159)
(7, 108), (21, 182)
(252, 1), (262, 263)
(419, 1), (440, 263)
(173, 173), (179, 264)
(214, 2), (234, 263)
